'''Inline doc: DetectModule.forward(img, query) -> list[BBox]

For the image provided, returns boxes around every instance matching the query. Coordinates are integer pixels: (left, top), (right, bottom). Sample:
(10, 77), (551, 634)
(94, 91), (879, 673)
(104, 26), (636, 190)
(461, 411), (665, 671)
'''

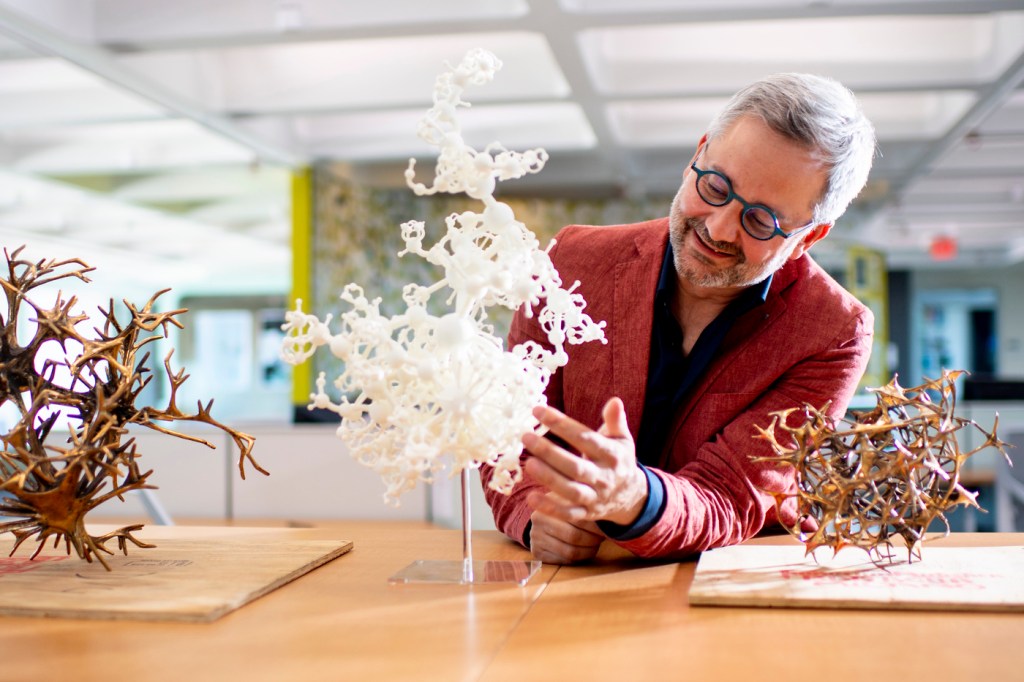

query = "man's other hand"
(523, 397), (647, 528)
(528, 505), (604, 564)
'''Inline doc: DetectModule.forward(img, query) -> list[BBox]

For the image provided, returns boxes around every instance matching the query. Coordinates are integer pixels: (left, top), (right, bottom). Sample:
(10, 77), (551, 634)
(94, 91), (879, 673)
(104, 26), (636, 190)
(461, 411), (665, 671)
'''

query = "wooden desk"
(2, 524), (1022, 682)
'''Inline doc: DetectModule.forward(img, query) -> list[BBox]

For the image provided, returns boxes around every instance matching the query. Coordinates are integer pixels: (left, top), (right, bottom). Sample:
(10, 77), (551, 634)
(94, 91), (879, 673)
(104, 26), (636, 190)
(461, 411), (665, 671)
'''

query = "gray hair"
(707, 73), (877, 225)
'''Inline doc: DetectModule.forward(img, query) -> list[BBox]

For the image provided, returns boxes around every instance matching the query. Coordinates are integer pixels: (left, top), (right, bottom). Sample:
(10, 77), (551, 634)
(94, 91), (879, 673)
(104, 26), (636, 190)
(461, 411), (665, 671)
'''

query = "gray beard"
(668, 213), (793, 289)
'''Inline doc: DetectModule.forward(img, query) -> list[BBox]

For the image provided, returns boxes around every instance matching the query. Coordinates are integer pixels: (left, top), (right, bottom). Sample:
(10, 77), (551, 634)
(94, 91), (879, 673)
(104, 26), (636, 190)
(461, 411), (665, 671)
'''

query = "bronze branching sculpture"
(755, 371), (1011, 563)
(0, 246), (265, 570)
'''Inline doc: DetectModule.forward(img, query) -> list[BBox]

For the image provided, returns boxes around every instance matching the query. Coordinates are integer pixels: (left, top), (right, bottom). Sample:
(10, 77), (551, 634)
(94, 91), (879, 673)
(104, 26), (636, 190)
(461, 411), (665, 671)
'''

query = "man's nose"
(703, 198), (743, 243)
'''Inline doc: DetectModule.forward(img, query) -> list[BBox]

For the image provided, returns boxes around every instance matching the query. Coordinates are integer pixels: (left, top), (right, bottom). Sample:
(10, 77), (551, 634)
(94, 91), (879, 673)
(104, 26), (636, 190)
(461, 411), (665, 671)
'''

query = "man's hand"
(523, 397), (647, 529)
(528, 505), (604, 564)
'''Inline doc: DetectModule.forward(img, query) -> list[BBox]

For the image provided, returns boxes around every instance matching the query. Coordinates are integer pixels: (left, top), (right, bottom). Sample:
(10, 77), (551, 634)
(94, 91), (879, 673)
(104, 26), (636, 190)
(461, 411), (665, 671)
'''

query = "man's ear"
(691, 134), (709, 165)
(788, 222), (832, 261)
(683, 134), (710, 181)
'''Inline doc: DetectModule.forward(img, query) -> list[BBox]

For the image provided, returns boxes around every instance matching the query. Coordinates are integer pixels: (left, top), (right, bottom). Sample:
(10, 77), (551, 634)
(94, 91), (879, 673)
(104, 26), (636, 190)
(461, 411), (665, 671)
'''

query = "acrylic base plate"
(388, 559), (541, 585)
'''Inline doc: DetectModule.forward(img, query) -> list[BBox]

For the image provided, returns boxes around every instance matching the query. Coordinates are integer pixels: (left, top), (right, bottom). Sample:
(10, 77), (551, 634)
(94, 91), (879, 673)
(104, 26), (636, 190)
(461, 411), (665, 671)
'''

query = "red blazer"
(481, 217), (874, 558)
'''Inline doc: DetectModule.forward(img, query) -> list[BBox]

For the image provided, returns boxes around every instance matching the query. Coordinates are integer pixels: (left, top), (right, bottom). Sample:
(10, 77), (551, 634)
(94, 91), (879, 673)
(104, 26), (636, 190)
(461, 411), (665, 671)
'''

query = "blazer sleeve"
(611, 303), (874, 559)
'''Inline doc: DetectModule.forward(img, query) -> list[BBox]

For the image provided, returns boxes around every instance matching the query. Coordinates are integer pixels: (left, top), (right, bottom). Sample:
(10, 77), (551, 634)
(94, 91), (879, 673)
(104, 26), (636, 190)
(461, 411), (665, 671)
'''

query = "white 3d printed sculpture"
(281, 49), (606, 583)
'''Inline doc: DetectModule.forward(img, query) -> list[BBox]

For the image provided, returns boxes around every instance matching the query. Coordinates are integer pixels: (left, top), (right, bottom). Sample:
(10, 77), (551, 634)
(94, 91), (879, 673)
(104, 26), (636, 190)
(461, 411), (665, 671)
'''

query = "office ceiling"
(1, 0), (1024, 298)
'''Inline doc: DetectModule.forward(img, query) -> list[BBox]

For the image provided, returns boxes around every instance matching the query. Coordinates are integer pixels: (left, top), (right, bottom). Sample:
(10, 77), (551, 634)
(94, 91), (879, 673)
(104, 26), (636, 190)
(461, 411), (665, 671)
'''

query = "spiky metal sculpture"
(0, 246), (265, 570)
(754, 370), (1011, 563)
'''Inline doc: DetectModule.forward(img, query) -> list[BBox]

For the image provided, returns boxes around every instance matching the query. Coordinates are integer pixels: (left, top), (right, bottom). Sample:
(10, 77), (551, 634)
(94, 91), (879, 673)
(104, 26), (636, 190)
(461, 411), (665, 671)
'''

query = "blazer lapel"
(612, 229), (667, 430)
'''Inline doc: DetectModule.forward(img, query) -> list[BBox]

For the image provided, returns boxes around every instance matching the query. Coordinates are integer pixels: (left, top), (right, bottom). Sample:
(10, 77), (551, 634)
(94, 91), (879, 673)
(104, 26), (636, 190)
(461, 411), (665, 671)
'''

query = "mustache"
(686, 217), (741, 257)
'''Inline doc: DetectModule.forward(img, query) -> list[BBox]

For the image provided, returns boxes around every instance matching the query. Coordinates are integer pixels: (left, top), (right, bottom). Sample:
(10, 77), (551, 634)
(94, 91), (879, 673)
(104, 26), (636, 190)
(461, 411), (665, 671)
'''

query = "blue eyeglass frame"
(689, 153), (816, 241)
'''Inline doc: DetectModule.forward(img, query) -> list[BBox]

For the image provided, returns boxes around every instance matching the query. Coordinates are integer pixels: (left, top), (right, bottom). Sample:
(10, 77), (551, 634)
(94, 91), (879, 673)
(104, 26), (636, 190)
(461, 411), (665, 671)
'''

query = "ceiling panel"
(580, 13), (1024, 96)
(12, 120), (256, 174)
(264, 102), (596, 160)
(94, 0), (530, 44)
(115, 31), (570, 114)
(559, 0), (974, 12)
(608, 91), (979, 148)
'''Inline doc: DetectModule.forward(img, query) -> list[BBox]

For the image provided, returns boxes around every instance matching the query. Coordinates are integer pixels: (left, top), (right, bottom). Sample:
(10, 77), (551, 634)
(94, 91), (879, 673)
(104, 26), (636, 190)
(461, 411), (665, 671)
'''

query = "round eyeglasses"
(689, 155), (815, 241)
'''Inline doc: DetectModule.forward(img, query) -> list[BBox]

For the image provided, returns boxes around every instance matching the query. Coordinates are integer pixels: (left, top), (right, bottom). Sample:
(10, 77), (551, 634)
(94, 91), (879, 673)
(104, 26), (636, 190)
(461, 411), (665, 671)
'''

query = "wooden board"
(689, 543), (1024, 612)
(0, 525), (352, 622)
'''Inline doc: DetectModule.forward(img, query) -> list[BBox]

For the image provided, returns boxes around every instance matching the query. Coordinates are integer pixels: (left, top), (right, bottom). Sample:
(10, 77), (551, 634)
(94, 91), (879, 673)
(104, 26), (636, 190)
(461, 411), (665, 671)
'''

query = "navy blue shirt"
(597, 240), (772, 541)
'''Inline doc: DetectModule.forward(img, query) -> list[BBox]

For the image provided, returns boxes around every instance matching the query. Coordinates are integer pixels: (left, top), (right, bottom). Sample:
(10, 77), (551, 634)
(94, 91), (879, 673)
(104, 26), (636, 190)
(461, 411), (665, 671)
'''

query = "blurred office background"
(2, 0), (1024, 531)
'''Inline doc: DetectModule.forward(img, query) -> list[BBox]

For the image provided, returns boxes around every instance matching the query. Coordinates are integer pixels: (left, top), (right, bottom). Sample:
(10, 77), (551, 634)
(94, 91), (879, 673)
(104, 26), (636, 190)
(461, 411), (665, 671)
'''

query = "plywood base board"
(690, 544), (1024, 612)
(0, 525), (352, 622)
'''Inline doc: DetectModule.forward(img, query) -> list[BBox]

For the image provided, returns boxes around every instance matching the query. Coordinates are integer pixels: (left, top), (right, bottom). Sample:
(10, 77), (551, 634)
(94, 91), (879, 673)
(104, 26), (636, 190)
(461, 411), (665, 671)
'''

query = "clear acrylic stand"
(388, 468), (541, 585)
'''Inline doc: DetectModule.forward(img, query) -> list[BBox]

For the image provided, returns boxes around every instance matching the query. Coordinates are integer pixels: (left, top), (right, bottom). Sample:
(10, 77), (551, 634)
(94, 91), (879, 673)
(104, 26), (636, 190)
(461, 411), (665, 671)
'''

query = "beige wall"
(92, 424), (430, 524)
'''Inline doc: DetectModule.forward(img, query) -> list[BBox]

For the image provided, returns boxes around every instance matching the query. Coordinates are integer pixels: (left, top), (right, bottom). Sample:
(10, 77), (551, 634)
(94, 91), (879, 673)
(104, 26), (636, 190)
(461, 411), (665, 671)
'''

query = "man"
(481, 73), (877, 564)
